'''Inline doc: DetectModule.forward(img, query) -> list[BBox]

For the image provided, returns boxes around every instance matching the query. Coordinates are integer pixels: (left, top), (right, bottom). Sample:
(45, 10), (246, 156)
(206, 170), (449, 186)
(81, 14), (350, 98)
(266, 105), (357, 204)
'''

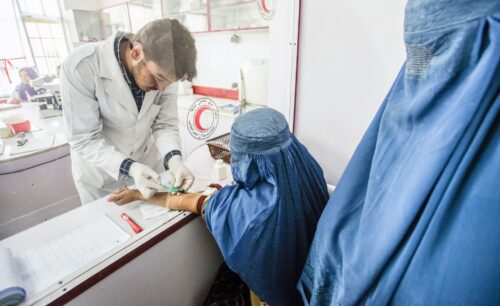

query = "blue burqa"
(205, 108), (329, 306)
(298, 1), (500, 305)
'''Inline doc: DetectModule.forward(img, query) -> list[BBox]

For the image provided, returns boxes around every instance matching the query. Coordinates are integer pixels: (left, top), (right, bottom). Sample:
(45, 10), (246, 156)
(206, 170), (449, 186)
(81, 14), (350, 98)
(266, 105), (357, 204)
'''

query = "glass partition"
(0, 0), (299, 303)
(1, 0), (295, 234)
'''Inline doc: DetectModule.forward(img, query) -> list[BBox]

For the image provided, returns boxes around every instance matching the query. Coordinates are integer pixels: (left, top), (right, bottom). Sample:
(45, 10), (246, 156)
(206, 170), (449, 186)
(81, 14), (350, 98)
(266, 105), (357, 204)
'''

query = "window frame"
(15, 0), (70, 76)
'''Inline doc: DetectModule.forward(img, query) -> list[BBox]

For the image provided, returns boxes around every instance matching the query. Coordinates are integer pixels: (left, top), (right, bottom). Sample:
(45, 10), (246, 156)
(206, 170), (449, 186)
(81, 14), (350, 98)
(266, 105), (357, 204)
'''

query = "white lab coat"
(61, 32), (181, 204)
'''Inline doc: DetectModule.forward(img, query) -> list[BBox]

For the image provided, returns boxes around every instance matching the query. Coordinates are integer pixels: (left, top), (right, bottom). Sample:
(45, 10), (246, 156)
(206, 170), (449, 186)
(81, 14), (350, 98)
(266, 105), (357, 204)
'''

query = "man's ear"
(131, 42), (144, 62)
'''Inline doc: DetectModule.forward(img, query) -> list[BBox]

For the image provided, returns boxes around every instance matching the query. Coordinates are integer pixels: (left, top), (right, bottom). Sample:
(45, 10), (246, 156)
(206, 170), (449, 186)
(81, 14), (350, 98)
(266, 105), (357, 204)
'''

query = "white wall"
(63, 0), (102, 11)
(100, 0), (129, 8)
(193, 30), (268, 89)
(267, 0), (300, 126)
(294, 0), (406, 184)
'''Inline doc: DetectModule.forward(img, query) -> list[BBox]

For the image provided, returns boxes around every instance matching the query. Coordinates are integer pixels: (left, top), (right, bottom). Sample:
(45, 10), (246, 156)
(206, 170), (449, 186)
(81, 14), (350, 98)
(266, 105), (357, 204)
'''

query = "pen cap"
(121, 213), (143, 234)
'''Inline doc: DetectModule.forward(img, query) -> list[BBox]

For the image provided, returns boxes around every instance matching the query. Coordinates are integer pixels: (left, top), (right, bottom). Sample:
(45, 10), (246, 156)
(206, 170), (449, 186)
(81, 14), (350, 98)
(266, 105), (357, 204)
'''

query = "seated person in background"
(109, 107), (330, 306)
(10, 67), (38, 104)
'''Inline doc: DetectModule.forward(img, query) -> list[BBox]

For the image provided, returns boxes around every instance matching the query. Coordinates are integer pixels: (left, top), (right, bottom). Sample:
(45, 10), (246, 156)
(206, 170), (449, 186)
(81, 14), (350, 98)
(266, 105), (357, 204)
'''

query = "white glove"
(128, 162), (162, 199)
(168, 155), (195, 191)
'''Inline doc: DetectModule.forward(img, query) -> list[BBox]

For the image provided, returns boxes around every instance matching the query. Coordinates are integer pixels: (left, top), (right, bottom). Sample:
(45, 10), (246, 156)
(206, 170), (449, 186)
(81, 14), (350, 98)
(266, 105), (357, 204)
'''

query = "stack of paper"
(0, 247), (25, 306)
(0, 214), (130, 302)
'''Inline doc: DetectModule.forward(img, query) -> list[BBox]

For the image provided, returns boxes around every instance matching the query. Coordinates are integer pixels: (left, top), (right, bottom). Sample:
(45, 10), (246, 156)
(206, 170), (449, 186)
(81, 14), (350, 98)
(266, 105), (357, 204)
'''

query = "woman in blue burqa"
(109, 107), (329, 305)
(297, 0), (500, 305)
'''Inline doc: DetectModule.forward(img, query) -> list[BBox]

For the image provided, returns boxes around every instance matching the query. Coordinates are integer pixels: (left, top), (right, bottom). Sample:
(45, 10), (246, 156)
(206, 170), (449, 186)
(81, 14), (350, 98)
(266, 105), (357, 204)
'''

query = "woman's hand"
(107, 188), (144, 205)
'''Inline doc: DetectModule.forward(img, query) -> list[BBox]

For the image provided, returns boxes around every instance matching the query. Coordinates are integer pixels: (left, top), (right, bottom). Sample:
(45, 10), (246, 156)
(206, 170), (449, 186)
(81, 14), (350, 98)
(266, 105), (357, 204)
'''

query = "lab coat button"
(129, 151), (133, 155)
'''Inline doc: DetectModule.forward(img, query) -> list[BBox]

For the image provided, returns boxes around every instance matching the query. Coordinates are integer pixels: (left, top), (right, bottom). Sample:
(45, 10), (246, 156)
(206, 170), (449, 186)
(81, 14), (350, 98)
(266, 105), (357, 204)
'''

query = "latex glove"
(128, 162), (162, 199)
(168, 155), (195, 191)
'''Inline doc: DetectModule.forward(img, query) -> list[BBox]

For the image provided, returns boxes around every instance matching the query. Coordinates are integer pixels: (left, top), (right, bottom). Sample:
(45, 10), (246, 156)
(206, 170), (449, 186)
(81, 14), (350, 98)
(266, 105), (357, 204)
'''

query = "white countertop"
(0, 102), (66, 162)
(0, 143), (232, 305)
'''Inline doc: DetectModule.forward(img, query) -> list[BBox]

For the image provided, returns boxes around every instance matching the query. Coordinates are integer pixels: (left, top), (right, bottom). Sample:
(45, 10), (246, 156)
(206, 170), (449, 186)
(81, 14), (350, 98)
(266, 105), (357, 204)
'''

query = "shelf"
(168, 6), (208, 15)
(169, 11), (208, 16)
(162, 0), (268, 33)
(209, 0), (255, 10)
(191, 26), (268, 34)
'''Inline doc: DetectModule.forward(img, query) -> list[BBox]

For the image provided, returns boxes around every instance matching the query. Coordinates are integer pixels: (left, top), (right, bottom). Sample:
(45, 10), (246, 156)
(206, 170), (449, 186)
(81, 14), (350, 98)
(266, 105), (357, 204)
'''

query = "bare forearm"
(167, 193), (203, 213)
(110, 189), (203, 213)
(137, 190), (203, 212)
(145, 192), (170, 207)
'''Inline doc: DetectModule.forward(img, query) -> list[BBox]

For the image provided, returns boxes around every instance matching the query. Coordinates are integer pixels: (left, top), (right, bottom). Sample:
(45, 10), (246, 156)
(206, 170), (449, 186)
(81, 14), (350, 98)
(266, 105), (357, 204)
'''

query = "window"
(24, 18), (67, 76)
(17, 0), (68, 76)
(0, 0), (30, 96)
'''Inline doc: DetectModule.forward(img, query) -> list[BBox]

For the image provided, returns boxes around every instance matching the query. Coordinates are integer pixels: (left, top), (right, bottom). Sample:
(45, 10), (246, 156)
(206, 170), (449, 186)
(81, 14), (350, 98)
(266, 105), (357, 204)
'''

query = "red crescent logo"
(194, 106), (210, 131)
(261, 0), (270, 13)
(187, 97), (219, 140)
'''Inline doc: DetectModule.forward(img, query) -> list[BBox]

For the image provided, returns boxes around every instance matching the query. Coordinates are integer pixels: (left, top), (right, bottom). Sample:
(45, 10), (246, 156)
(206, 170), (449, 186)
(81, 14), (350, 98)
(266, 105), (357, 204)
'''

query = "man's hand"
(128, 162), (162, 199)
(168, 155), (194, 191)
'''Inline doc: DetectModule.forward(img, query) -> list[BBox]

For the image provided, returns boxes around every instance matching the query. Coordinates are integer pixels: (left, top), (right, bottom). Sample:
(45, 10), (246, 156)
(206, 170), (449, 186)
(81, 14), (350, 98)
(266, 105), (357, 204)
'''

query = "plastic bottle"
(214, 159), (227, 180)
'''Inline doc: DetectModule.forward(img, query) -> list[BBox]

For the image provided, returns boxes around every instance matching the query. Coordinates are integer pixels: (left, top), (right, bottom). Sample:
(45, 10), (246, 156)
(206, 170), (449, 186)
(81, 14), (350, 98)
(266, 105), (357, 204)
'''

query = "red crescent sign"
(261, 0), (270, 13)
(257, 0), (275, 20)
(194, 105), (210, 131)
(187, 97), (219, 140)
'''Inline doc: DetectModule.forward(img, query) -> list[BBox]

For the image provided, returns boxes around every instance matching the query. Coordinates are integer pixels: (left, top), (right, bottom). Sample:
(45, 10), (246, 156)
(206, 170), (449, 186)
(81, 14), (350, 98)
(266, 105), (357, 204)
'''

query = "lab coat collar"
(98, 31), (126, 79)
(138, 91), (159, 119)
(99, 32), (138, 116)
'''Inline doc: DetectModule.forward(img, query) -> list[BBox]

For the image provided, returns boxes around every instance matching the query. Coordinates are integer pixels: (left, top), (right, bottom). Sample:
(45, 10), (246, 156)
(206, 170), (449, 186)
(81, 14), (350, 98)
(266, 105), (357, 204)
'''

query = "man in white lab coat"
(61, 19), (197, 204)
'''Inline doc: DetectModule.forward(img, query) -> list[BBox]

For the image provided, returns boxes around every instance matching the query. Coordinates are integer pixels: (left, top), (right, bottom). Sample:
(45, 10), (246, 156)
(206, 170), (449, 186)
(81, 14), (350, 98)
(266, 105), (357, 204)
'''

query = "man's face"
(131, 59), (177, 92)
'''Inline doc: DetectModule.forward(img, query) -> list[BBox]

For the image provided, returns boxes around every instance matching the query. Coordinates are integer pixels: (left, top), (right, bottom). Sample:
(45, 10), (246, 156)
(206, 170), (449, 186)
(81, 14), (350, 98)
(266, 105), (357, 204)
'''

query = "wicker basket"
(206, 133), (231, 163)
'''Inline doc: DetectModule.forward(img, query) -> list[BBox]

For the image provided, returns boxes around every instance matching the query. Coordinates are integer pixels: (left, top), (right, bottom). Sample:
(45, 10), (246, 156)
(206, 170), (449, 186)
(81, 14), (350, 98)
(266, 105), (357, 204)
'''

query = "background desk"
(0, 102), (79, 239)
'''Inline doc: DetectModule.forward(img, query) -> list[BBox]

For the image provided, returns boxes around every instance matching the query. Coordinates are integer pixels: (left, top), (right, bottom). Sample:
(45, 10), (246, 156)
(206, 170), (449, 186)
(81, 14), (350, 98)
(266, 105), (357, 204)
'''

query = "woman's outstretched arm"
(107, 188), (204, 214)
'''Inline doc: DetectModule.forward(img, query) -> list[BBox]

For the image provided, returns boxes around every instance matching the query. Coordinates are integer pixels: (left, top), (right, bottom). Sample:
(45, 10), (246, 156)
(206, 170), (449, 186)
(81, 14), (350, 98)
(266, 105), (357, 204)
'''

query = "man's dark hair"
(132, 18), (197, 82)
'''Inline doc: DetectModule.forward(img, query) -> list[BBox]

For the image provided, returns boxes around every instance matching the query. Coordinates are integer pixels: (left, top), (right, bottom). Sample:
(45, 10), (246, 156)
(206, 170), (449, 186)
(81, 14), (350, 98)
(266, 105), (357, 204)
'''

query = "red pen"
(121, 213), (143, 233)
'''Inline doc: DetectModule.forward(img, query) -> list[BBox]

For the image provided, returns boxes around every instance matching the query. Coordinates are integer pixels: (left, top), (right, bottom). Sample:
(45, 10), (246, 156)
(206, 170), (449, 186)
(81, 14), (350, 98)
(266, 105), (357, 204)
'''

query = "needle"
(160, 184), (184, 193)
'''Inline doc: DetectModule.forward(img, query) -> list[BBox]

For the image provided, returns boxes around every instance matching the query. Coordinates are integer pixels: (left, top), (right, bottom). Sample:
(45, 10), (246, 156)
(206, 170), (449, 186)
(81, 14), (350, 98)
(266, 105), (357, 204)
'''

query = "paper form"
(14, 214), (130, 298)
(139, 204), (186, 220)
(139, 203), (169, 219)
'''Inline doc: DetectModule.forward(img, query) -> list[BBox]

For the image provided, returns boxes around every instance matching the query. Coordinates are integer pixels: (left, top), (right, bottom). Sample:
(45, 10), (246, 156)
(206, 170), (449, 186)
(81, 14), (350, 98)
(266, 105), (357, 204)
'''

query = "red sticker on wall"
(257, 0), (276, 20)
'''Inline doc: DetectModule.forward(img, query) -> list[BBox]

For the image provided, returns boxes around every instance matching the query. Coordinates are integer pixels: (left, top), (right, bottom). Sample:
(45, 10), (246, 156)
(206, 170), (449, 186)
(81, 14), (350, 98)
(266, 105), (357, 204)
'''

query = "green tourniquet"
(161, 185), (183, 193)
